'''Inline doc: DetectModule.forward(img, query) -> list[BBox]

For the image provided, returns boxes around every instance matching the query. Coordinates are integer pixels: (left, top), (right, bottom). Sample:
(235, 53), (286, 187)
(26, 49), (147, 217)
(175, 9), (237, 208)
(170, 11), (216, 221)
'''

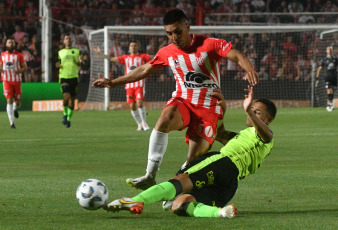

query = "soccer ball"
(76, 179), (109, 210)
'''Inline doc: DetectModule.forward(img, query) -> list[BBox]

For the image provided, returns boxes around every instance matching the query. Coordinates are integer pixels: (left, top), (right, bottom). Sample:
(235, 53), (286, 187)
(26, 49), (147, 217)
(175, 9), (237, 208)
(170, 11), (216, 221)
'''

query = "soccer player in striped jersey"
(0, 37), (27, 128)
(92, 41), (151, 131)
(93, 9), (259, 190)
(104, 86), (277, 218)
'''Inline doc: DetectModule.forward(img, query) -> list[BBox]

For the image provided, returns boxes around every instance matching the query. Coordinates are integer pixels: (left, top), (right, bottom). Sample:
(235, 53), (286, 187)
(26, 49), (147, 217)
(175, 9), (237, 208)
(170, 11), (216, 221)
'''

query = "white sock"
(7, 104), (14, 125)
(131, 110), (142, 126)
(146, 129), (168, 178)
(138, 107), (147, 124)
(13, 102), (20, 111)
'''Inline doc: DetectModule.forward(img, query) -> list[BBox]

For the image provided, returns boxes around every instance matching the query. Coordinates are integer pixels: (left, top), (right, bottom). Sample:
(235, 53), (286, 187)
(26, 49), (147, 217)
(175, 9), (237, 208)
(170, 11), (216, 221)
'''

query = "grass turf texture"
(0, 108), (337, 230)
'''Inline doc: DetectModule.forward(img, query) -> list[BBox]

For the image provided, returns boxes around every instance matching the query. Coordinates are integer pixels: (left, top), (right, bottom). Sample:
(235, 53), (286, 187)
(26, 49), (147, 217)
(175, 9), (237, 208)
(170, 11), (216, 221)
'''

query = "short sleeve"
(117, 55), (126, 64)
(213, 39), (232, 58)
(143, 54), (151, 62)
(149, 48), (167, 68)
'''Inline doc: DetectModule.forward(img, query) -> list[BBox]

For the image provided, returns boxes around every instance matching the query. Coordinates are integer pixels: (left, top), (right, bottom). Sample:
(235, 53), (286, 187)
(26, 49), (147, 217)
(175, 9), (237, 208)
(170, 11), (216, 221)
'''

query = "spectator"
(79, 52), (90, 83)
(283, 36), (297, 60)
(258, 66), (269, 80)
(12, 25), (27, 43)
(294, 54), (311, 82)
(298, 8), (315, 24)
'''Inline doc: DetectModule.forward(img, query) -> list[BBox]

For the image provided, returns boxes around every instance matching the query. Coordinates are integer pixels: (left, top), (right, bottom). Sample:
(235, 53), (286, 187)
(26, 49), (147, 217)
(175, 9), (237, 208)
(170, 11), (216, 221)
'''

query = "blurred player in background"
(93, 9), (258, 190)
(92, 41), (151, 131)
(104, 86), (277, 218)
(0, 37), (27, 128)
(56, 34), (83, 128)
(316, 46), (337, 112)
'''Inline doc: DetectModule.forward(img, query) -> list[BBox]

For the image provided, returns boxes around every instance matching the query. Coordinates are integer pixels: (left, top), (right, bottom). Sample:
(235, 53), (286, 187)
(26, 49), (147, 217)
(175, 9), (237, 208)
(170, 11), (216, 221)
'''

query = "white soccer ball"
(76, 179), (109, 210)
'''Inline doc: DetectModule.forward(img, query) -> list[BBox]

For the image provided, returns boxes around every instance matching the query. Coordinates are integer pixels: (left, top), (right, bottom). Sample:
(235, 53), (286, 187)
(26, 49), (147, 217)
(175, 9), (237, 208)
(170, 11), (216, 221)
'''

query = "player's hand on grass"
(92, 73), (112, 88)
(243, 70), (258, 86)
(243, 85), (253, 112)
(211, 88), (226, 112)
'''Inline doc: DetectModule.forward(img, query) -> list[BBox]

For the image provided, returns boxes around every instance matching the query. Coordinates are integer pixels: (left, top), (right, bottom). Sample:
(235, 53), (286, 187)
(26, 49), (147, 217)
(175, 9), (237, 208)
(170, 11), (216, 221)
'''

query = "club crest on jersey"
(174, 59), (180, 68)
(184, 71), (218, 89)
(196, 56), (204, 66)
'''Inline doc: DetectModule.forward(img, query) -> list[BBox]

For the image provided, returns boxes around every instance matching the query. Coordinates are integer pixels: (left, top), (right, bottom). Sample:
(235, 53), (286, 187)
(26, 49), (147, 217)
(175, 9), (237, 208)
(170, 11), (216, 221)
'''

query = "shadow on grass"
(239, 209), (338, 215)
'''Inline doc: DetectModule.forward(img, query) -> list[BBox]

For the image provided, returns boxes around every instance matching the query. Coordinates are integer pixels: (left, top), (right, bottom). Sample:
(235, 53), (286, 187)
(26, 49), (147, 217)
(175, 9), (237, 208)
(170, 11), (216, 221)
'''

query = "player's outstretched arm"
(92, 63), (158, 88)
(227, 49), (258, 86)
(244, 86), (273, 143)
(91, 47), (118, 63)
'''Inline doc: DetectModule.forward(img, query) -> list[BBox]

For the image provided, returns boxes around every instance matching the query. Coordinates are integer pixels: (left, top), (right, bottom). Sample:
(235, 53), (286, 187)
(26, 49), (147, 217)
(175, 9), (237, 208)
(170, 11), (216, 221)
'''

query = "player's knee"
(171, 201), (190, 216)
(156, 107), (183, 131)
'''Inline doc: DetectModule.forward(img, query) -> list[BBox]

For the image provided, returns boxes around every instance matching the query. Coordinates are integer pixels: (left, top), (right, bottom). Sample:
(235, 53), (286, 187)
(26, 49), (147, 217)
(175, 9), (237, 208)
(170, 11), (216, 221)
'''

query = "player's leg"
(106, 174), (192, 214)
(126, 103), (186, 190)
(4, 82), (15, 128)
(127, 88), (143, 130)
(6, 97), (15, 128)
(13, 82), (22, 119)
(135, 87), (149, 130)
(61, 81), (70, 125)
(326, 83), (334, 111)
(66, 96), (76, 128)
(65, 78), (79, 128)
(186, 137), (211, 164)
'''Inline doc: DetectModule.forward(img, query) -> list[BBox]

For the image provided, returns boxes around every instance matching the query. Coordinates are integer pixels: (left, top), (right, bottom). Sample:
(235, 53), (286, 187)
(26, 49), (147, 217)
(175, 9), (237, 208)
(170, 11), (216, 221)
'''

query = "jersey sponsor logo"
(206, 171), (214, 185)
(5, 62), (14, 70)
(204, 126), (213, 137)
(184, 71), (218, 89)
(129, 65), (137, 71)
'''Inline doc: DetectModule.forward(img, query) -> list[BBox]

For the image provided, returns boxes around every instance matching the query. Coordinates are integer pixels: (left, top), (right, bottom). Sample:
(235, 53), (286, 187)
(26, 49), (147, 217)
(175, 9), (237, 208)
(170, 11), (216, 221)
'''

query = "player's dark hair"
(163, 9), (187, 25)
(5, 36), (15, 43)
(255, 98), (277, 119)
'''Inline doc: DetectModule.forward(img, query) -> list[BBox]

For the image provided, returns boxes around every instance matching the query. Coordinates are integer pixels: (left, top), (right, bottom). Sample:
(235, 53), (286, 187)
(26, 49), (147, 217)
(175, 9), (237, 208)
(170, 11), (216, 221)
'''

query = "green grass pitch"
(0, 108), (337, 230)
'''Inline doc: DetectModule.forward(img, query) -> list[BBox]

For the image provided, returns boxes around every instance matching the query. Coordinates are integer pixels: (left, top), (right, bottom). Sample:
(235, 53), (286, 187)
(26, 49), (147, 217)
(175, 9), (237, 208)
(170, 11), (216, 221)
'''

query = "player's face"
(129, 42), (138, 54)
(164, 20), (191, 49)
(63, 36), (72, 47)
(326, 46), (332, 55)
(246, 102), (272, 127)
(6, 39), (15, 52)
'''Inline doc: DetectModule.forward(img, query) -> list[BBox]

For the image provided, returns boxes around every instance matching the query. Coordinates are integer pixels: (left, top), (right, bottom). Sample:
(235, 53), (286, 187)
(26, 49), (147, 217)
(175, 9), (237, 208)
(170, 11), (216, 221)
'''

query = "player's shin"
(132, 180), (180, 206)
(182, 202), (221, 218)
(145, 129), (168, 178)
(6, 104), (14, 125)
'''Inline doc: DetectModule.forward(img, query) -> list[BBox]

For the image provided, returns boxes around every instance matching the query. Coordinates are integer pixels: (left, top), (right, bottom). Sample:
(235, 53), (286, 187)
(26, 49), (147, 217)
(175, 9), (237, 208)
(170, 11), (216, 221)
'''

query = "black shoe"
(11, 123), (16, 129)
(14, 110), (19, 118)
(62, 115), (67, 125)
(66, 121), (71, 128)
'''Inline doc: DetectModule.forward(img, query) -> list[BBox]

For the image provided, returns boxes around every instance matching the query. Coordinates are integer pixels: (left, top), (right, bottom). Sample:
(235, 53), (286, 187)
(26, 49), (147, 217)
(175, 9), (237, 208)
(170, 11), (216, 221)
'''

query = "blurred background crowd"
(0, 0), (337, 83)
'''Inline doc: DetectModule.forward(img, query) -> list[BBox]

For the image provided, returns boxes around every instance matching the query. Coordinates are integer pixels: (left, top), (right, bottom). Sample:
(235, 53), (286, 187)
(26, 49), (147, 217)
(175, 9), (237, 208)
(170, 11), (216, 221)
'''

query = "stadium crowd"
(0, 0), (337, 82)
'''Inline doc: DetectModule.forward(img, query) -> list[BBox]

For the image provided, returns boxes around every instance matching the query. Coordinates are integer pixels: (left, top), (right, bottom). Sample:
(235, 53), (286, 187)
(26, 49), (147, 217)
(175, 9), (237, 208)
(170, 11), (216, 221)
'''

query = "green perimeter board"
(0, 83), (62, 111)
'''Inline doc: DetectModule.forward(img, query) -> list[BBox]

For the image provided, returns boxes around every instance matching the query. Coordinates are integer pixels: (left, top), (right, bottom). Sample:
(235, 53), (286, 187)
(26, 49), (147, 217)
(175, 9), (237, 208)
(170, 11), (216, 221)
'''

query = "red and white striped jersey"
(149, 34), (232, 114)
(0, 51), (25, 82)
(118, 53), (151, 89)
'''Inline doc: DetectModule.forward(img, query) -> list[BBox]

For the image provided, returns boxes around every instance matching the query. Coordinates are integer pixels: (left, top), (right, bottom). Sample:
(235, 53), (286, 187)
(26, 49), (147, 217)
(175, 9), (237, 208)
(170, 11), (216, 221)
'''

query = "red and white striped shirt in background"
(118, 53), (151, 89)
(149, 34), (232, 114)
(0, 51), (25, 82)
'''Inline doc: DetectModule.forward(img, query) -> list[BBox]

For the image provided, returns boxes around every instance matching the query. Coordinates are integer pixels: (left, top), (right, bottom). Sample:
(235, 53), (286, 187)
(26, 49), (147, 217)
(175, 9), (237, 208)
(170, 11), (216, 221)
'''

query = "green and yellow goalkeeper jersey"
(58, 48), (80, 80)
(220, 127), (274, 180)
